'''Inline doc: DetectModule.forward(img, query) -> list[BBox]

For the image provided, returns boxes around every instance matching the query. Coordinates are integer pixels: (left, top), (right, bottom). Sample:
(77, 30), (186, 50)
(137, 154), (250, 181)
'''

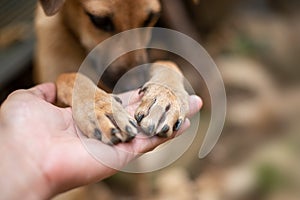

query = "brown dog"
(35, 0), (189, 145)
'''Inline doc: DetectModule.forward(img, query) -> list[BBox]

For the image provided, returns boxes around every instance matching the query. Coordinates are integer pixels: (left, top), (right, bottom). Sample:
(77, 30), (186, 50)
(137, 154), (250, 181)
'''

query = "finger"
(28, 83), (56, 103)
(187, 95), (203, 117)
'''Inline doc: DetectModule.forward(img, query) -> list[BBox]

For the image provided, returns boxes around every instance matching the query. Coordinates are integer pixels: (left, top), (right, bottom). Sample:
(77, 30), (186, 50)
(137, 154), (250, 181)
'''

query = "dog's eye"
(143, 11), (160, 27)
(87, 13), (115, 32)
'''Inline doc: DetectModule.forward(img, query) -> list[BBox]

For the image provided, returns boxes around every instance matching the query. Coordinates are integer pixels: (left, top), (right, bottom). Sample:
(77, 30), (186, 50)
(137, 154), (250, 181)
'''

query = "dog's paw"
(134, 83), (189, 138)
(74, 92), (138, 145)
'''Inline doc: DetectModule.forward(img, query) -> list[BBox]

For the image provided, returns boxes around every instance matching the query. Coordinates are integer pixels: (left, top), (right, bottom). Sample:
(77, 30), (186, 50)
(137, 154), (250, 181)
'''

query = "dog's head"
(39, 0), (161, 88)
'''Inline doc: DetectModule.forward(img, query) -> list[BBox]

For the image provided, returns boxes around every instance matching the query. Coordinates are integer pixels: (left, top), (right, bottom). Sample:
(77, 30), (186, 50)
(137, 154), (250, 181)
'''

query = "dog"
(35, 0), (189, 145)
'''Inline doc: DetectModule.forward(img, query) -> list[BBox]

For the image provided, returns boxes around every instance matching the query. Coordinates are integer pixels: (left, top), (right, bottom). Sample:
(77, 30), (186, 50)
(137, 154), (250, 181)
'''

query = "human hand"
(0, 83), (202, 199)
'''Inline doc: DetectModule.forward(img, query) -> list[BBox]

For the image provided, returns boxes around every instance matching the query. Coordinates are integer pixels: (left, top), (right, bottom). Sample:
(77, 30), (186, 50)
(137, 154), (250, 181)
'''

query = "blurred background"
(1, 0), (300, 199)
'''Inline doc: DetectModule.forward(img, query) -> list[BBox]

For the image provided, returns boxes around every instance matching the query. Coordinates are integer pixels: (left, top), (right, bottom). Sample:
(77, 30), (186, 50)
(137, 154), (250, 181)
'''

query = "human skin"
(0, 83), (202, 199)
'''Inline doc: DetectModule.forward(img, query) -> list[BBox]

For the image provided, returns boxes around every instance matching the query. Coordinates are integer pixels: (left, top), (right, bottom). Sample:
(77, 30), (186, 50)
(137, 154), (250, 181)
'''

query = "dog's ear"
(39, 0), (65, 16)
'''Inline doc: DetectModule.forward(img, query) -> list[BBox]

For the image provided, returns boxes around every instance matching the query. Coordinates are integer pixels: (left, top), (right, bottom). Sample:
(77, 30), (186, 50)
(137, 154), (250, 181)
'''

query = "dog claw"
(165, 104), (171, 111)
(157, 125), (169, 137)
(94, 128), (102, 140)
(125, 125), (134, 135)
(129, 120), (138, 128)
(110, 135), (122, 145)
(173, 119), (183, 131)
(125, 133), (136, 143)
(113, 96), (123, 104)
(162, 124), (170, 133)
(138, 86), (147, 95)
(143, 124), (155, 136)
(157, 132), (167, 138)
(135, 113), (144, 123)
(111, 128), (120, 135)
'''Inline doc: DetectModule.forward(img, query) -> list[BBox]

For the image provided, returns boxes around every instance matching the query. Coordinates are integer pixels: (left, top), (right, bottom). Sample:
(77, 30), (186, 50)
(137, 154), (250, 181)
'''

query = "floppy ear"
(39, 0), (65, 16)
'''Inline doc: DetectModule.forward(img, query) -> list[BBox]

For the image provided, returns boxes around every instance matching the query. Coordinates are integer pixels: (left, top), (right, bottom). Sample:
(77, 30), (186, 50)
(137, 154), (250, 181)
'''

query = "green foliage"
(256, 163), (285, 195)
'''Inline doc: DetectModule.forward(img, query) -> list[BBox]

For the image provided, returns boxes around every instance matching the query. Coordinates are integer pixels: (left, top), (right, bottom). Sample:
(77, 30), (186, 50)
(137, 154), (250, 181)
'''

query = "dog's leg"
(135, 61), (189, 138)
(56, 73), (137, 144)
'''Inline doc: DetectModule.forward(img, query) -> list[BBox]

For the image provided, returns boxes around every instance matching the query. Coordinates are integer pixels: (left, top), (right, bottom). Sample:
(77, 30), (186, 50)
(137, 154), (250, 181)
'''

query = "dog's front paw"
(74, 92), (138, 145)
(134, 83), (189, 138)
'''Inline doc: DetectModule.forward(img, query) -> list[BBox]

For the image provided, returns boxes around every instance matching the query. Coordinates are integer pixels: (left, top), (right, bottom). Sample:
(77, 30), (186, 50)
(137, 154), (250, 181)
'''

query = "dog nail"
(138, 87), (147, 95)
(165, 104), (171, 111)
(173, 119), (183, 131)
(162, 125), (170, 133)
(135, 113), (144, 123)
(147, 124), (155, 135)
(111, 128), (120, 135)
(157, 132), (167, 138)
(110, 135), (121, 145)
(113, 96), (123, 104)
(94, 128), (102, 140)
(157, 125), (169, 138)
(125, 126), (133, 134)
(125, 133), (136, 143)
(129, 120), (138, 128)
(126, 125), (138, 136)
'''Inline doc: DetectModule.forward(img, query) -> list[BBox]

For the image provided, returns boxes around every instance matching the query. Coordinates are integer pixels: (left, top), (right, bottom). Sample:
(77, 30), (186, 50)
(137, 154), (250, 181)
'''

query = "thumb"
(28, 83), (57, 103)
